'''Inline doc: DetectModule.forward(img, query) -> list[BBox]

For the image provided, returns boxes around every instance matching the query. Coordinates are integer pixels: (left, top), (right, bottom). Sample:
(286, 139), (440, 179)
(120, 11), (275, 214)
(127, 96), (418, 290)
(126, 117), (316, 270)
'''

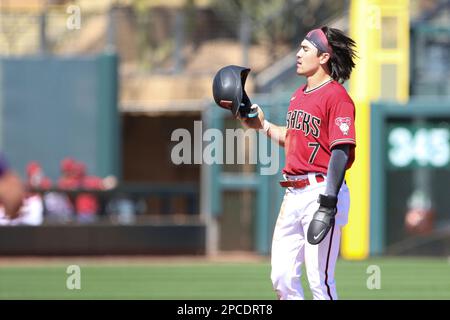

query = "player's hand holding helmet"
(307, 194), (337, 245)
(240, 103), (265, 130)
(212, 65), (259, 120)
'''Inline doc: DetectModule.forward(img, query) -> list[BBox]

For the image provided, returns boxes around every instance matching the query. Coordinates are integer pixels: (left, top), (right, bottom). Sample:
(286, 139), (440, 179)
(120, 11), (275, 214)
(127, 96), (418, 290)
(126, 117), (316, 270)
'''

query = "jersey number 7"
(308, 142), (320, 164)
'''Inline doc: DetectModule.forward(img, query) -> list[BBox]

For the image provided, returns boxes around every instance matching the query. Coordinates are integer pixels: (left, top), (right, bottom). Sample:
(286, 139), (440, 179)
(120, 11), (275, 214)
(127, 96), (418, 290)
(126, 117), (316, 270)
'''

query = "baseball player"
(241, 27), (357, 300)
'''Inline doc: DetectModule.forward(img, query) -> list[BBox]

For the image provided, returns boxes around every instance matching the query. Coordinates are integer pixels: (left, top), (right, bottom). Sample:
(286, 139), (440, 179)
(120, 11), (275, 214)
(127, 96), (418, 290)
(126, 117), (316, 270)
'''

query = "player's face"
(296, 40), (321, 76)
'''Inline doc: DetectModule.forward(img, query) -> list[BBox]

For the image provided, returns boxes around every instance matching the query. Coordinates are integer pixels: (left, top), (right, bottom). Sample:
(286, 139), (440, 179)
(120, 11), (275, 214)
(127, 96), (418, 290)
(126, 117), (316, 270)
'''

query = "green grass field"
(0, 257), (449, 299)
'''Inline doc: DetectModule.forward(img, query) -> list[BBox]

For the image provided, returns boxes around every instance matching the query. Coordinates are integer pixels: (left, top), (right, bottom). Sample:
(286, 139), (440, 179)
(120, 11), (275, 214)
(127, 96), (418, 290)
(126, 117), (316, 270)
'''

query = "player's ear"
(319, 52), (331, 65)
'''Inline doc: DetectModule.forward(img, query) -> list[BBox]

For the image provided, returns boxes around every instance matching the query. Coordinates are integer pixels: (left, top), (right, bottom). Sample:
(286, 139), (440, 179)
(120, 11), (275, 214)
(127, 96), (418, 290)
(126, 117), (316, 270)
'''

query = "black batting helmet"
(212, 65), (251, 117)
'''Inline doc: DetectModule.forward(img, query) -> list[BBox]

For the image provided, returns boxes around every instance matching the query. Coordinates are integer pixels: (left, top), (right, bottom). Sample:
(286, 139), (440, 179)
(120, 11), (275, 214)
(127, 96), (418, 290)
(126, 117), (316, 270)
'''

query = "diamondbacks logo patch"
(335, 117), (351, 135)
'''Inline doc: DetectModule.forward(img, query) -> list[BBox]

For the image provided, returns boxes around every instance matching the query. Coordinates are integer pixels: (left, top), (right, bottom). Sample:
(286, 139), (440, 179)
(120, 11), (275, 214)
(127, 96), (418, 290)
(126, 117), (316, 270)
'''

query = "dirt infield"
(0, 251), (269, 266)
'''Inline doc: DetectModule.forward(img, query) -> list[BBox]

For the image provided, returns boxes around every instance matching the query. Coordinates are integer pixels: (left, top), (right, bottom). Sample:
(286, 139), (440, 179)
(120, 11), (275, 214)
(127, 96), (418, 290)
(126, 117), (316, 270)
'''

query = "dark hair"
(319, 26), (357, 84)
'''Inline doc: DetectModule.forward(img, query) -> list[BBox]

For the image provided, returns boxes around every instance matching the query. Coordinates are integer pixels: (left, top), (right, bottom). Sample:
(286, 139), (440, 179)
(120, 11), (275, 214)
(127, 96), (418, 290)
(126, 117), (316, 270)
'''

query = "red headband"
(304, 28), (332, 55)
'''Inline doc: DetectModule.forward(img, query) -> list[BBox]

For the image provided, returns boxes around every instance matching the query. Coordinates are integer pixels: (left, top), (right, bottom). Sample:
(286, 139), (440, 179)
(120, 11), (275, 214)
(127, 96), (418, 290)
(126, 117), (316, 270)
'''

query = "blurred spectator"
(43, 192), (75, 224)
(74, 161), (102, 224)
(0, 161), (58, 226)
(43, 157), (78, 224)
(57, 158), (118, 224)
(404, 190), (435, 236)
(27, 161), (52, 190)
(0, 161), (51, 226)
(0, 195), (44, 226)
(0, 152), (25, 220)
(106, 193), (138, 225)
(58, 157), (79, 189)
(16, 161), (51, 225)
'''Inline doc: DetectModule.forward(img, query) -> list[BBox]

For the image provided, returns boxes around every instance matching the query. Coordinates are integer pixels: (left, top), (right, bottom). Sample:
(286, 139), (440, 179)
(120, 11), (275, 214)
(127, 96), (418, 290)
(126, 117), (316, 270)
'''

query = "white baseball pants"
(271, 173), (350, 300)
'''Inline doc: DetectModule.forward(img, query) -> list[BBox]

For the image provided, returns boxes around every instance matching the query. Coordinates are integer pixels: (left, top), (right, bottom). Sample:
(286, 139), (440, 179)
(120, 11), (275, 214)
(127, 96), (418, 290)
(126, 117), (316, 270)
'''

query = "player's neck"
(306, 72), (332, 92)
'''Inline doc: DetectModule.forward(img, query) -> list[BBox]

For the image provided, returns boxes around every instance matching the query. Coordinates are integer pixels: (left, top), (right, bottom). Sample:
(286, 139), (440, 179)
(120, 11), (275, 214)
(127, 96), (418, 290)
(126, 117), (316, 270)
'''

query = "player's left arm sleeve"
(324, 144), (349, 197)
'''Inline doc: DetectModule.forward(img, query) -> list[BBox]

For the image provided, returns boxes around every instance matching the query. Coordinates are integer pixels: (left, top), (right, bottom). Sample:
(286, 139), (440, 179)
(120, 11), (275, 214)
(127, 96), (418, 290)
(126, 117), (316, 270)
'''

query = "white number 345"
(388, 127), (450, 167)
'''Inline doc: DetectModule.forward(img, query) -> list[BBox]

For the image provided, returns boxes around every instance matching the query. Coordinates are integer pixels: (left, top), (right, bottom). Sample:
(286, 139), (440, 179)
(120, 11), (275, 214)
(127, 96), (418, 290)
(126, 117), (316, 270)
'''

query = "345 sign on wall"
(387, 124), (450, 168)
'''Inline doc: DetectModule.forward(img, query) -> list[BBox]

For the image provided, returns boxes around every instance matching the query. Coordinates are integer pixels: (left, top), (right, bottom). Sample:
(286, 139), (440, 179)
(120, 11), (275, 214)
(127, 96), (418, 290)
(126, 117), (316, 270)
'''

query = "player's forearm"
(324, 144), (350, 197)
(263, 120), (287, 147)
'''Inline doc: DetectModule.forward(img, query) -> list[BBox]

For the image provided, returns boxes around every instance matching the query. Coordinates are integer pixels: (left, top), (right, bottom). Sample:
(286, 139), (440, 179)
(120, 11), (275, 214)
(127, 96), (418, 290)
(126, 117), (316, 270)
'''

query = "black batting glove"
(307, 194), (338, 245)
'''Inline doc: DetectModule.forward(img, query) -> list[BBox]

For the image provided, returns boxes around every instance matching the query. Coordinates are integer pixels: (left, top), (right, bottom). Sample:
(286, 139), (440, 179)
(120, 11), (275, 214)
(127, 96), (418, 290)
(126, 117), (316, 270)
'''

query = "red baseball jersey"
(283, 80), (356, 176)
